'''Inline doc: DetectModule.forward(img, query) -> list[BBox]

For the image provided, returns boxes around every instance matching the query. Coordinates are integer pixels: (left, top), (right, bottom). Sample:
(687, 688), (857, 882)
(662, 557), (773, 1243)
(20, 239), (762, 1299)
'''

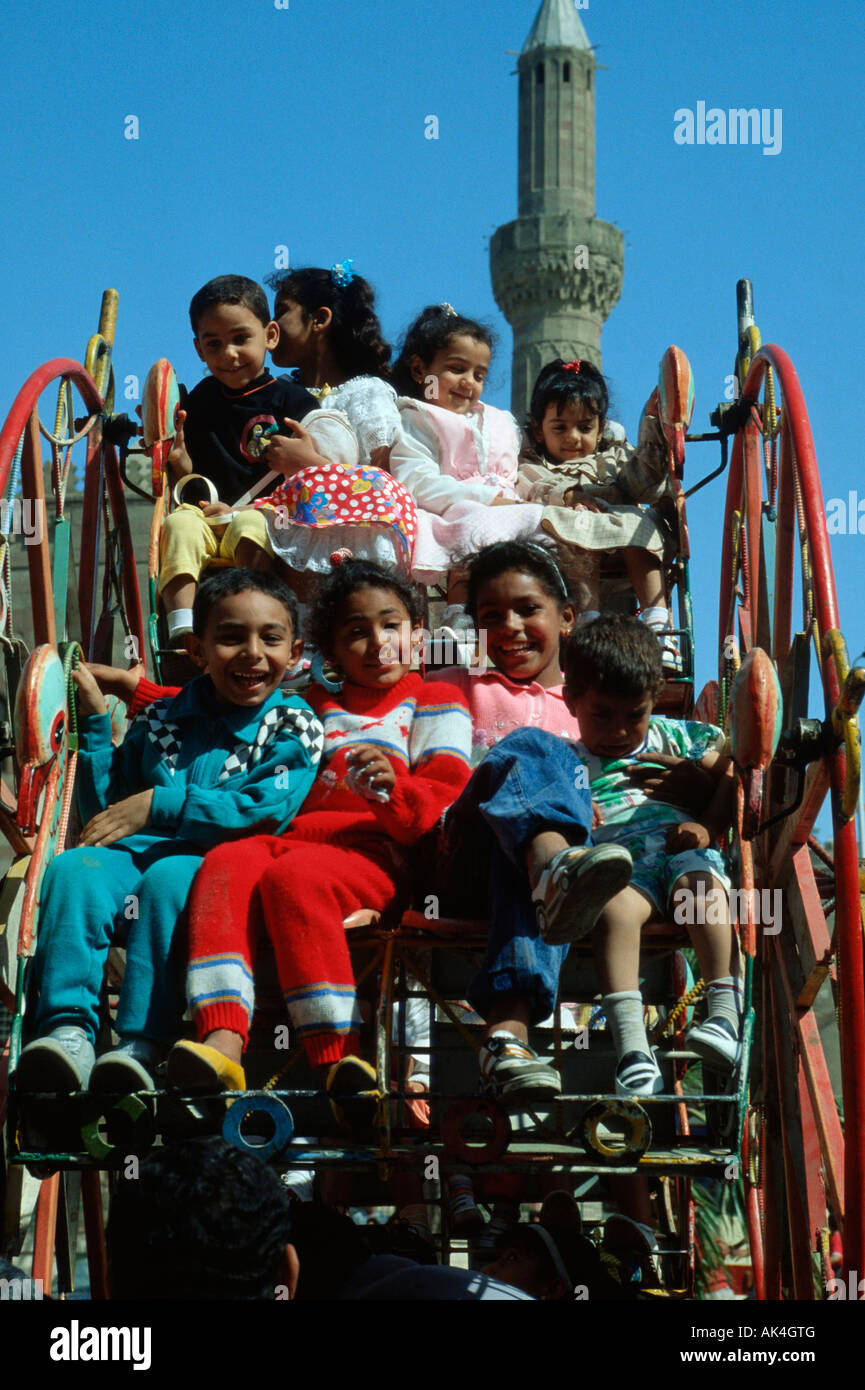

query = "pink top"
(391, 398), (522, 515)
(431, 667), (580, 763)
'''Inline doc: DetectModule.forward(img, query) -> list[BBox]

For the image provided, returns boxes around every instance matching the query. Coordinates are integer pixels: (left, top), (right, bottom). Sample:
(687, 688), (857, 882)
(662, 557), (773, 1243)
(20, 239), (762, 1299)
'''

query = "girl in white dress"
(389, 305), (547, 626)
(256, 263), (417, 579)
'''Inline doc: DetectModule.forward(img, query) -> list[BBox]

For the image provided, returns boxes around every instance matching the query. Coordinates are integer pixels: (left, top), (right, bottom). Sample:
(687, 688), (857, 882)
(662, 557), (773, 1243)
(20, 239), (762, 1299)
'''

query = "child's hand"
(72, 665), (109, 717)
(591, 800), (604, 829)
(564, 486), (603, 512)
(84, 663), (145, 706)
(665, 820), (711, 853)
(627, 752), (714, 815)
(165, 409), (192, 479)
(262, 419), (323, 477)
(345, 744), (396, 799)
(79, 790), (154, 847)
(490, 496), (521, 506)
(200, 500), (231, 517)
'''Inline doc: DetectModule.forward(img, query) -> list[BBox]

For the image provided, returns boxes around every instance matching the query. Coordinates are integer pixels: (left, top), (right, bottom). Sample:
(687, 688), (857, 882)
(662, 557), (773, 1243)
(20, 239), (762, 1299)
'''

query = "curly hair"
(528, 358), (613, 454)
(391, 304), (495, 397)
(189, 275), (270, 333)
(307, 558), (423, 657)
(106, 1138), (294, 1300)
(562, 613), (665, 701)
(266, 266), (392, 380)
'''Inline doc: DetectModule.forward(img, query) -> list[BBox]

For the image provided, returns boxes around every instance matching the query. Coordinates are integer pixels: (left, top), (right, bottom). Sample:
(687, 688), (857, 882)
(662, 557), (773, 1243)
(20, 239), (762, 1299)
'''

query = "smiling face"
(565, 684), (654, 759)
(187, 590), (302, 707)
(534, 399), (602, 462)
(411, 333), (491, 414)
(326, 585), (417, 690)
(193, 303), (278, 390)
(474, 570), (575, 688)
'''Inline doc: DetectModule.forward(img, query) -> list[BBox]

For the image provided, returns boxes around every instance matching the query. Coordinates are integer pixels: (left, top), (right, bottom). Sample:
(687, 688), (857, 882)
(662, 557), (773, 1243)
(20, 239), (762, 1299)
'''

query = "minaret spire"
(490, 0), (624, 417)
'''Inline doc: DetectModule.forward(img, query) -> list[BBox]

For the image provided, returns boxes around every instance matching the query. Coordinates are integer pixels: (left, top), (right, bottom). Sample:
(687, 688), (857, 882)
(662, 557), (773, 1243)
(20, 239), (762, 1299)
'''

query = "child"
(167, 559), (472, 1121)
(160, 274), (358, 642)
(389, 305), (547, 616)
(16, 569), (323, 1095)
(260, 264), (418, 578)
(519, 358), (681, 669)
(561, 614), (741, 1095)
(432, 543), (715, 1102)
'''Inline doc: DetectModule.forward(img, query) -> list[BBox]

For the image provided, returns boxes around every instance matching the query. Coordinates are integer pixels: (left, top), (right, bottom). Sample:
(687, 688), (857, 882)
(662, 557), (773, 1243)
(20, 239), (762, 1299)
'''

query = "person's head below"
(187, 567), (303, 707)
(189, 275), (277, 393)
(529, 358), (611, 464)
(463, 540), (579, 689)
(106, 1137), (298, 1300)
(562, 613), (666, 758)
(308, 556), (423, 692)
(480, 1220), (617, 1301)
(392, 304), (495, 414)
(266, 264), (391, 385)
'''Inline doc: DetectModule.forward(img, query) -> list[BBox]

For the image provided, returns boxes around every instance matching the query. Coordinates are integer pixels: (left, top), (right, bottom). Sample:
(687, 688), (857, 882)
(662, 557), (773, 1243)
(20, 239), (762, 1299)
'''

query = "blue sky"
(2, 0), (864, 789)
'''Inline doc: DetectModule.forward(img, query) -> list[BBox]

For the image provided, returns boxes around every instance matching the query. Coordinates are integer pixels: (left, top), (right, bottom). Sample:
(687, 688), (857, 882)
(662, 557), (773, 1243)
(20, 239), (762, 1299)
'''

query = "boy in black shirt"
(160, 275), (331, 643)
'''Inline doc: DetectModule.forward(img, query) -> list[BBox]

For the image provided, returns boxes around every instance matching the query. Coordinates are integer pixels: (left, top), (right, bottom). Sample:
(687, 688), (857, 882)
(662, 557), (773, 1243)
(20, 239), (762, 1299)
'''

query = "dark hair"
(528, 358), (611, 453)
(189, 275), (271, 334)
(392, 304), (495, 397)
(288, 1203), (372, 1300)
(562, 613), (665, 701)
(191, 566), (299, 637)
(106, 1138), (294, 1300)
(266, 267), (391, 380)
(308, 558), (422, 655)
(464, 541), (580, 620)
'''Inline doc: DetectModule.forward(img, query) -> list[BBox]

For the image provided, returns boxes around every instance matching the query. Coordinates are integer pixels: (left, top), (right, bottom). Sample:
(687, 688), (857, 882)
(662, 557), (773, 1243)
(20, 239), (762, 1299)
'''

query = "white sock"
(705, 976), (743, 1028)
(166, 608), (194, 640)
(603, 990), (650, 1060)
(576, 609), (601, 628)
(639, 605), (671, 634)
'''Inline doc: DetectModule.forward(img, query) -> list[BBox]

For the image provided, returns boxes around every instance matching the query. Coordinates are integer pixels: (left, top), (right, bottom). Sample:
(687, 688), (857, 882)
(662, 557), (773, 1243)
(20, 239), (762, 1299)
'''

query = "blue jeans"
(437, 729), (593, 1024)
(30, 841), (201, 1044)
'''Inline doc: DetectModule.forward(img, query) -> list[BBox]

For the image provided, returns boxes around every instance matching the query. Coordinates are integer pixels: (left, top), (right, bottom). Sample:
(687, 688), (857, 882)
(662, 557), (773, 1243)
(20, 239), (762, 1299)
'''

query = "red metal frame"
(719, 343), (863, 1288)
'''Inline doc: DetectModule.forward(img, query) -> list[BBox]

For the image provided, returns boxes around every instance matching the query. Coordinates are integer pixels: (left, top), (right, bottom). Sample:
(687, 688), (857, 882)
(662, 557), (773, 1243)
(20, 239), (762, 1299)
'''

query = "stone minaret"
(490, 0), (624, 418)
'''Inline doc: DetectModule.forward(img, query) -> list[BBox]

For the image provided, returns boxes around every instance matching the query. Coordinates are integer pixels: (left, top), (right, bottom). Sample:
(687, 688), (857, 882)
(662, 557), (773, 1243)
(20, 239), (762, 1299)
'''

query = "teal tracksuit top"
(75, 675), (325, 851)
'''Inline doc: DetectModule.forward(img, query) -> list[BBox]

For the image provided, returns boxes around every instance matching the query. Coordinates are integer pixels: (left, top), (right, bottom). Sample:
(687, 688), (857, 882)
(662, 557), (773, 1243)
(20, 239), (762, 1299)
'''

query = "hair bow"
(330, 548), (353, 568)
(562, 360), (582, 374)
(331, 259), (355, 288)
(440, 302), (458, 317)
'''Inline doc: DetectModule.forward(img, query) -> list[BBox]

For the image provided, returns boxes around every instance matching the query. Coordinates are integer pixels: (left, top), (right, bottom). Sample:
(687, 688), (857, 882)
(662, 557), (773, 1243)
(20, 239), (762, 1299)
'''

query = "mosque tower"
(490, 0), (624, 418)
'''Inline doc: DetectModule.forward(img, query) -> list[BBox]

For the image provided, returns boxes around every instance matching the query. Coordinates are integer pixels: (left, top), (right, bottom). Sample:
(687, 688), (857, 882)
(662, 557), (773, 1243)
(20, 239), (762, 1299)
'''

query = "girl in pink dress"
(389, 305), (547, 627)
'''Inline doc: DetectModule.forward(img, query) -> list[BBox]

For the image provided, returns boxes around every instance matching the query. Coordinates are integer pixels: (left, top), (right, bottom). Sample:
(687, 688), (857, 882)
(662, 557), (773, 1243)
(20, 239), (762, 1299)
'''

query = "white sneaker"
(17, 1026), (96, 1093)
(686, 1016), (741, 1072)
(534, 844), (633, 945)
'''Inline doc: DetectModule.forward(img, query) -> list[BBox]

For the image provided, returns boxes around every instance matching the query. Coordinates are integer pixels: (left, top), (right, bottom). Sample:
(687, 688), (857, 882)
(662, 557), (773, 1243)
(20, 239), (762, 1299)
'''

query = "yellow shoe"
(326, 1055), (381, 1135)
(167, 1041), (246, 1093)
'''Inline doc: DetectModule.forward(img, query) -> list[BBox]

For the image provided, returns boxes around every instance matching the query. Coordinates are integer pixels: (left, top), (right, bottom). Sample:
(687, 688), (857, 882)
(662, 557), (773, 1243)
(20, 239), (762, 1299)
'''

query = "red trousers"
(186, 832), (409, 1067)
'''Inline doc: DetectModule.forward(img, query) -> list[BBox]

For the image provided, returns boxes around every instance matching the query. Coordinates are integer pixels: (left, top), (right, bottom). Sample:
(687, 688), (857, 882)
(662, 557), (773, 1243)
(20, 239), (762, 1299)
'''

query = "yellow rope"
(649, 979), (706, 1044)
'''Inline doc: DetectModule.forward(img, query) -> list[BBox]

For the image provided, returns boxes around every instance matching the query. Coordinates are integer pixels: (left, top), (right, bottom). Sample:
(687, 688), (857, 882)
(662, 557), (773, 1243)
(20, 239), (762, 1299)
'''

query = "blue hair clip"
(331, 259), (355, 288)
(309, 648), (343, 693)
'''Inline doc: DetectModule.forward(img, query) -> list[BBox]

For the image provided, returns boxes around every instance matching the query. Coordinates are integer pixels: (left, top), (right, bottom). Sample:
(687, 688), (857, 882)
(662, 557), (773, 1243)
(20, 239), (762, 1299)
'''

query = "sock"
(603, 990), (650, 1061)
(704, 976), (743, 1028)
(166, 608), (194, 640)
(638, 605), (671, 634)
(576, 609), (601, 628)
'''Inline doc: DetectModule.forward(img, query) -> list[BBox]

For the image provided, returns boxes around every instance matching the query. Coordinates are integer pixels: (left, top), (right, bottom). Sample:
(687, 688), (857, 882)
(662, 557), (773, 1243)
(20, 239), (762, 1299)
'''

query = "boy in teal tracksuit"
(17, 568), (323, 1095)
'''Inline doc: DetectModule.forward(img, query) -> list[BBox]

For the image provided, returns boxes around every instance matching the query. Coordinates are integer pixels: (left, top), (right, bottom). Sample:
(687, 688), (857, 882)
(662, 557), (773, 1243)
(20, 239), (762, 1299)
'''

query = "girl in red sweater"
(166, 559), (472, 1112)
